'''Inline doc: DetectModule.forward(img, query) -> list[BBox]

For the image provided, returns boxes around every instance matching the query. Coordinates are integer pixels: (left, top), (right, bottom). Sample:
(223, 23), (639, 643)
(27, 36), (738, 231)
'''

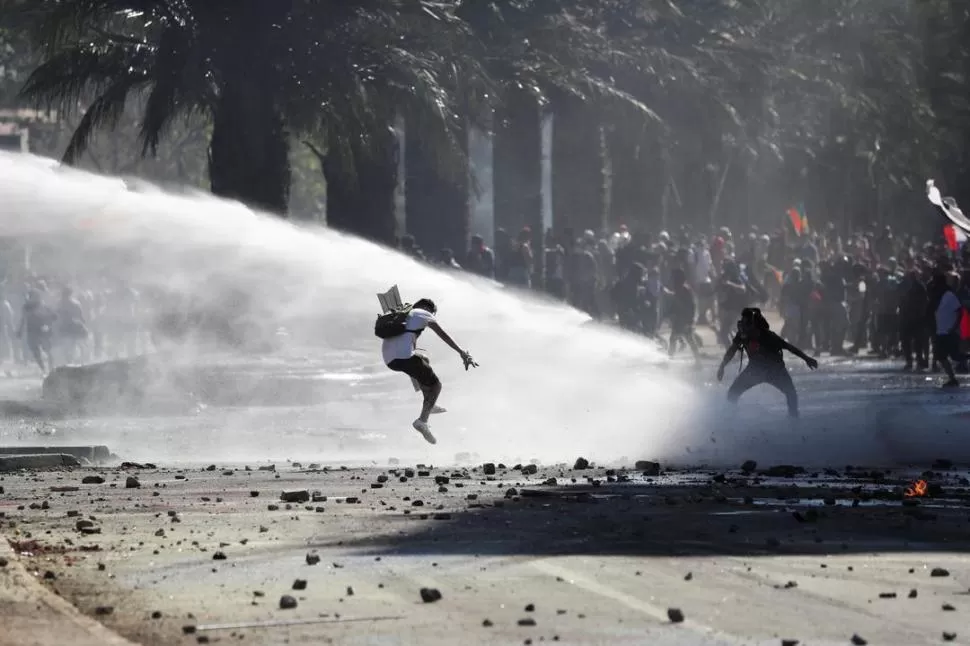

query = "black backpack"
(374, 304), (415, 339)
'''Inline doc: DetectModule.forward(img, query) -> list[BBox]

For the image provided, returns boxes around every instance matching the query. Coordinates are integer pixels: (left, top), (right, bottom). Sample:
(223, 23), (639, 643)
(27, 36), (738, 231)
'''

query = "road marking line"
(528, 559), (741, 643)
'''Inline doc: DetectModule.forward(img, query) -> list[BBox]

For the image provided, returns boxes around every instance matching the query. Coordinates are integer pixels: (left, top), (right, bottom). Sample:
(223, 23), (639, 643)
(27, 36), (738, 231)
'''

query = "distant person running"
(716, 307), (818, 418)
(376, 298), (476, 444)
(17, 289), (56, 375)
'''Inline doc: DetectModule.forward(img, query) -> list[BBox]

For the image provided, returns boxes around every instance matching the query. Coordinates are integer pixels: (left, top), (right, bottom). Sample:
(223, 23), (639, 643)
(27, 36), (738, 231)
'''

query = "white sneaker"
(430, 405), (447, 414)
(412, 419), (437, 444)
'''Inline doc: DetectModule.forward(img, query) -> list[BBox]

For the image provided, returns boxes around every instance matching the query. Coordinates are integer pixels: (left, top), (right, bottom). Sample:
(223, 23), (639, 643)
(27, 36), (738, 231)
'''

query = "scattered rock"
(781, 641), (799, 646)
(151, 611), (162, 619)
(908, 589), (918, 598)
(0, 558), (7, 568)
(212, 551), (226, 560)
(81, 476), (105, 485)
(764, 465), (805, 478)
(667, 608), (685, 623)
(306, 553), (320, 566)
(293, 579), (307, 590)
(850, 635), (867, 645)
(932, 459), (953, 470)
(943, 632), (957, 642)
(280, 490), (309, 503)
(250, 491), (260, 498)
(125, 477), (140, 489)
(942, 603), (956, 611)
(182, 626), (197, 635)
(420, 587), (442, 603)
(636, 460), (661, 476)
(482, 619), (493, 627)
(483, 463), (496, 475)
(741, 460), (757, 473)
(525, 603), (535, 612)
(878, 592), (896, 599)
(521, 465), (538, 475)
(518, 618), (537, 626)
(279, 595), (298, 610)
(684, 572), (693, 582)
(931, 568), (950, 577)
(94, 606), (114, 616)
(573, 457), (590, 470)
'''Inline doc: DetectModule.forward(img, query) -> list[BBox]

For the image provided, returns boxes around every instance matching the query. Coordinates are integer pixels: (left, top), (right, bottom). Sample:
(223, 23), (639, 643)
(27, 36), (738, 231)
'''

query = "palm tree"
(297, 1), (489, 246)
(20, 0), (479, 224)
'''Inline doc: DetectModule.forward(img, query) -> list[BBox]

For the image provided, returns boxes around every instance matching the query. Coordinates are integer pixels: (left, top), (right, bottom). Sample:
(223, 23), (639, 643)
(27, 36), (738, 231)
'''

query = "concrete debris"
(850, 635), (867, 645)
(521, 465), (538, 475)
(279, 595), (298, 610)
(125, 476), (140, 488)
(483, 463), (496, 475)
(635, 461), (661, 475)
(573, 457), (590, 470)
(305, 553), (320, 565)
(81, 476), (105, 485)
(292, 579), (307, 590)
(419, 588), (442, 603)
(667, 608), (684, 623)
(930, 568), (950, 577)
(281, 490), (310, 503)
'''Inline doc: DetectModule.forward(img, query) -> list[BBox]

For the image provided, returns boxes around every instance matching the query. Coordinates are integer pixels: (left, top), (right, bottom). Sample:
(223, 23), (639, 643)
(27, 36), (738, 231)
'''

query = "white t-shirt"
(935, 291), (962, 335)
(382, 308), (436, 364)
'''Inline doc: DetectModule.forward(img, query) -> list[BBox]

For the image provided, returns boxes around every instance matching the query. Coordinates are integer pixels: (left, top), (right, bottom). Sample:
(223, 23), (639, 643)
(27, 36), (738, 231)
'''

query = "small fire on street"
(904, 479), (928, 498)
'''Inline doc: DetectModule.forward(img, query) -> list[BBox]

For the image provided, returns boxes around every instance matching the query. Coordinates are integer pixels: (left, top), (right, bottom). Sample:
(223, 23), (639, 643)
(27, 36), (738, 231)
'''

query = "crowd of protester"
(0, 271), (148, 375)
(3, 219), (967, 384)
(400, 221), (970, 382)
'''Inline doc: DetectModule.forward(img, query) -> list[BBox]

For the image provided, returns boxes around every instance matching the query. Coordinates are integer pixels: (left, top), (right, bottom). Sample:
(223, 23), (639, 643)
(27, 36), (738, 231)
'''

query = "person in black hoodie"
(717, 307), (819, 418)
(667, 267), (701, 365)
(898, 267), (928, 371)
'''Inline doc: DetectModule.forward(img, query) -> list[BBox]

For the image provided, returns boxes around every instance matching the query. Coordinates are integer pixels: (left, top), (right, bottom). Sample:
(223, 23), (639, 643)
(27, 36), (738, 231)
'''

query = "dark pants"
(899, 319), (928, 368)
(727, 362), (799, 417)
(387, 355), (440, 388)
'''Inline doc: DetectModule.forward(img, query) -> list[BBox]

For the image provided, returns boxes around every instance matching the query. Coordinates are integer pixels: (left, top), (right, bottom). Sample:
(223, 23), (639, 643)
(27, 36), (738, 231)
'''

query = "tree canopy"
(4, 0), (970, 235)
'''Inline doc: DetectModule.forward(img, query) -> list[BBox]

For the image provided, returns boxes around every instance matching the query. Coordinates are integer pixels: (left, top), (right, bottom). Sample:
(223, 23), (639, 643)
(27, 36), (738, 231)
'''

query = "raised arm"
(428, 321), (467, 359)
(779, 334), (818, 369)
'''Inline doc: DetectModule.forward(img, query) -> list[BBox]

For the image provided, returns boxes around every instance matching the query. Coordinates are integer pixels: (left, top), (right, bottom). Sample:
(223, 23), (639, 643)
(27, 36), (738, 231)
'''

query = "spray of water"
(1, 151), (717, 465)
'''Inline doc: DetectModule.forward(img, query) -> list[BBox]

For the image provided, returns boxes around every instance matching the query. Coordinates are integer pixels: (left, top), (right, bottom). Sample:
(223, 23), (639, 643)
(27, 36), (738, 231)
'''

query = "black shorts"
(933, 333), (960, 361)
(387, 355), (440, 388)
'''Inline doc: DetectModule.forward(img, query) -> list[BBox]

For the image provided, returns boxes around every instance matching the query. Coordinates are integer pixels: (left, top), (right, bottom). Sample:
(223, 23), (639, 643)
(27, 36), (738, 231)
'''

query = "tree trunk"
(404, 121), (469, 260)
(608, 127), (663, 232)
(552, 100), (608, 236)
(494, 89), (543, 279)
(314, 129), (398, 245)
(208, 80), (290, 216)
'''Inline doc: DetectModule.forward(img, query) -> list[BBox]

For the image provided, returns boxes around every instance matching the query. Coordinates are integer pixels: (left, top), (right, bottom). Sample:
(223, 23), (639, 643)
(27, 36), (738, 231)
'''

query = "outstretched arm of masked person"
(716, 336), (741, 381)
(779, 335), (818, 369)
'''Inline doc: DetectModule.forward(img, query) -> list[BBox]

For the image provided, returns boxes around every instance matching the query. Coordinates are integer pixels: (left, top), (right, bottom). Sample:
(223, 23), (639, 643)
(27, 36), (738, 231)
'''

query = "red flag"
(787, 207), (804, 235)
(961, 309), (970, 341)
(944, 224), (966, 251)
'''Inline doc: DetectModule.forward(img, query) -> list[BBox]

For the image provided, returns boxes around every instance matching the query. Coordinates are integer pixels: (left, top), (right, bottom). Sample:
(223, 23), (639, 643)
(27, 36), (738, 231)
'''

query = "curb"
(0, 541), (137, 646)
(0, 454), (83, 472)
(0, 446), (112, 463)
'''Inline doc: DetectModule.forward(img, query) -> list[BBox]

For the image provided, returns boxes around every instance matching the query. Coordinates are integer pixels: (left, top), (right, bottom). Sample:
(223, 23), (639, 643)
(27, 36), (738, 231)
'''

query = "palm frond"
(62, 75), (148, 164)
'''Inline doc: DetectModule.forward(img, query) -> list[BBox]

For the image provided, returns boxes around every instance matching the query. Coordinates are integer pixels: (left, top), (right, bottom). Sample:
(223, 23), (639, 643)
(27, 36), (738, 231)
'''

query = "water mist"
(0, 151), (708, 466)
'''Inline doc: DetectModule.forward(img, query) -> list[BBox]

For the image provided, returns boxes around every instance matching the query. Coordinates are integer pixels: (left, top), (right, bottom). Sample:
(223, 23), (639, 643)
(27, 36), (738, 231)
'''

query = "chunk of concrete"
(0, 454), (82, 472)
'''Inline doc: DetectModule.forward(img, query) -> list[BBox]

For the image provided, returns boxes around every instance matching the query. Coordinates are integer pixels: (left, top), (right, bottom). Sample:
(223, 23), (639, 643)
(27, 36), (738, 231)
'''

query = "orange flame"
(904, 479), (928, 498)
